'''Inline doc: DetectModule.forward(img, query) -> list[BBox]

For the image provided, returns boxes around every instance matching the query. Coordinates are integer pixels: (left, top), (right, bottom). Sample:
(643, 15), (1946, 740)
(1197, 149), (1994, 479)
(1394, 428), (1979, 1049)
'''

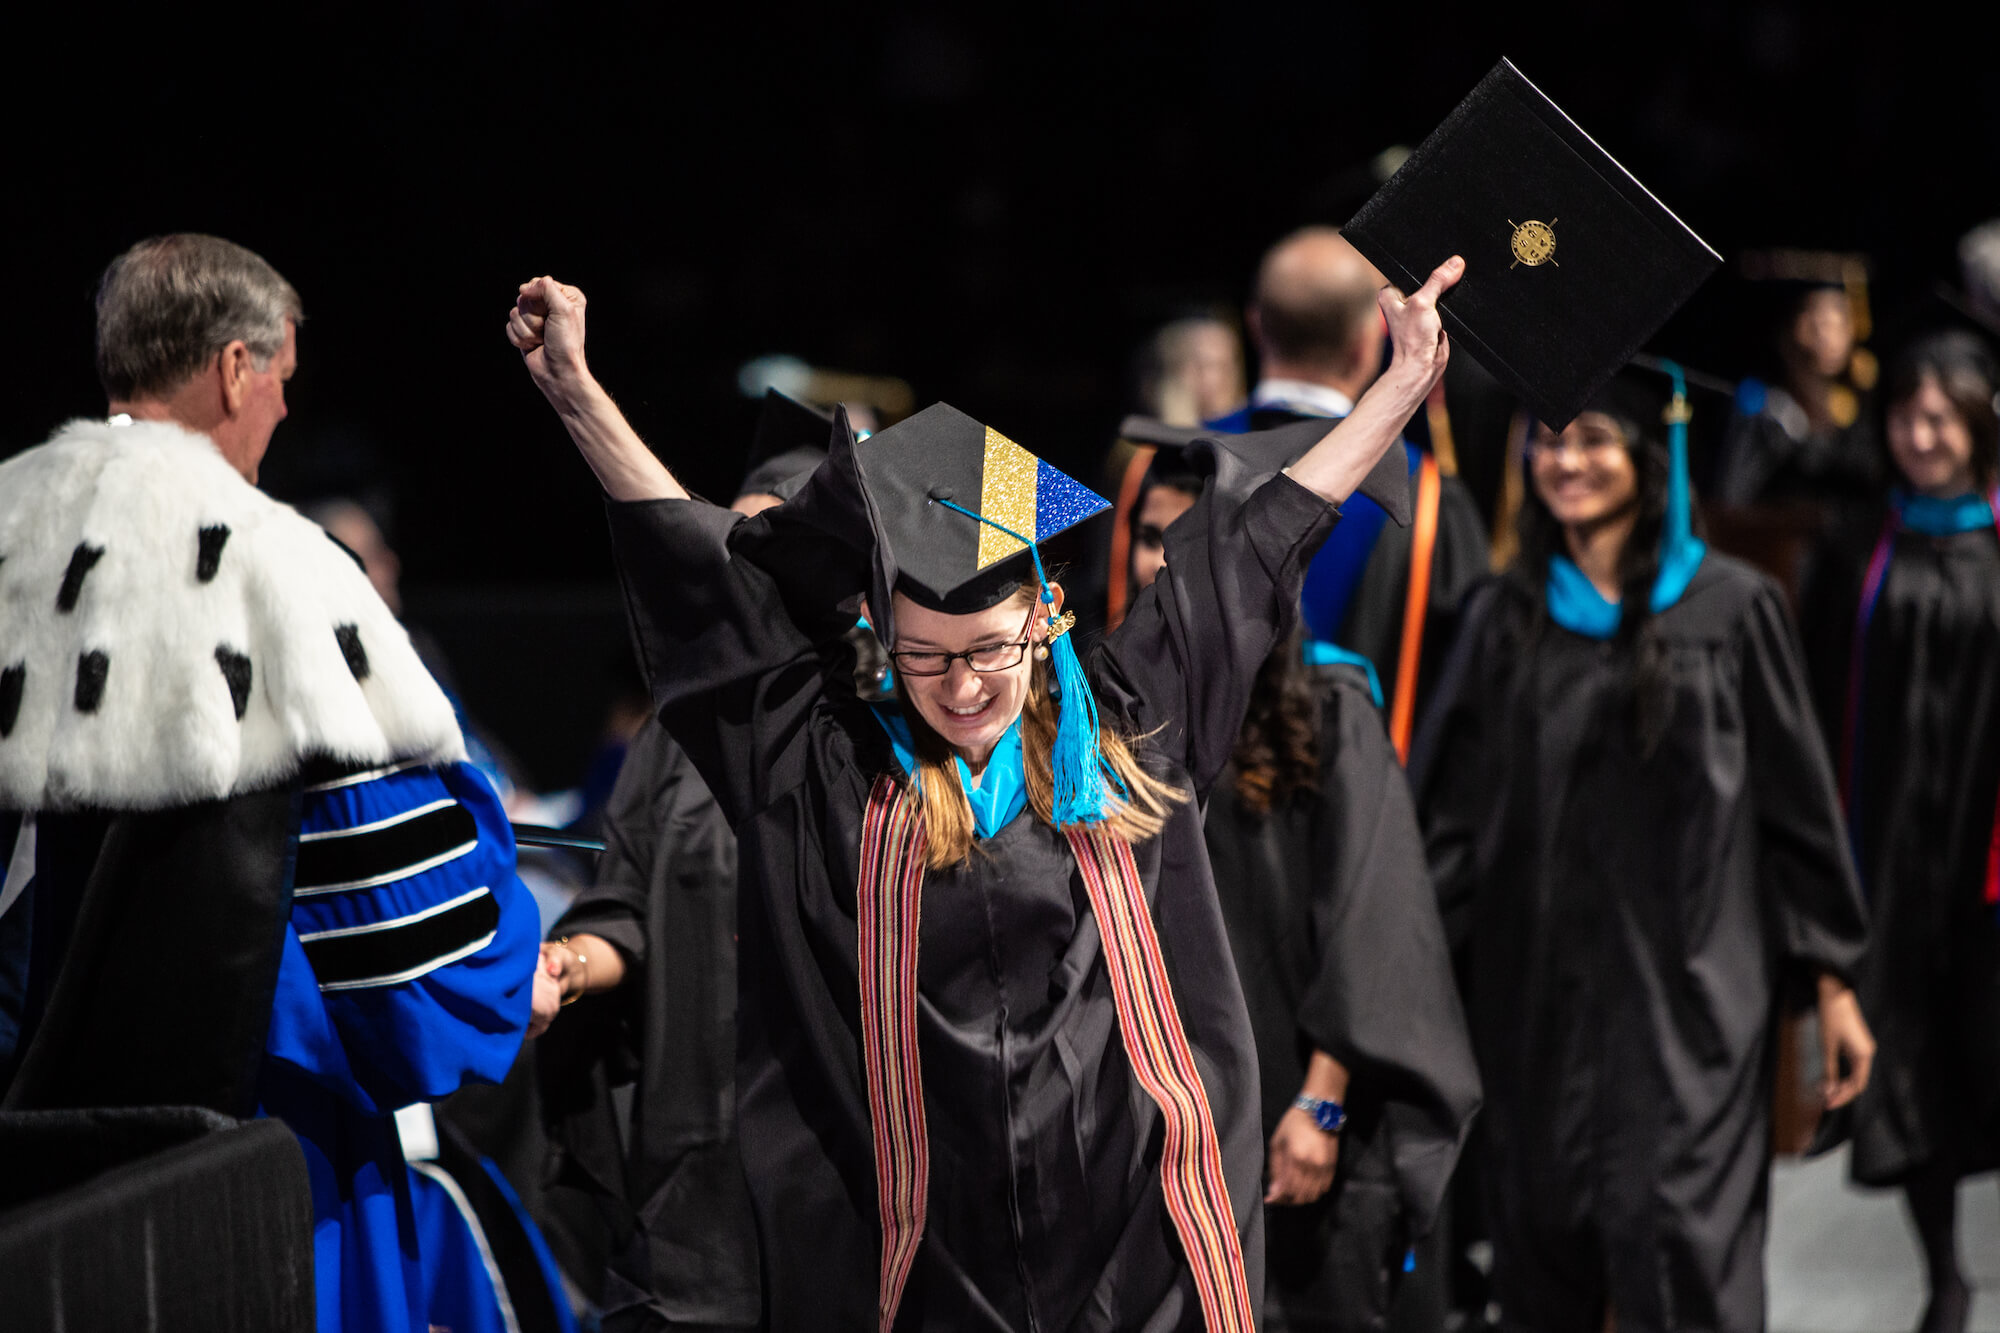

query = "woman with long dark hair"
(507, 258), (1460, 1332)
(1126, 458), (1479, 1332)
(1414, 365), (1875, 1333)
(1801, 331), (2000, 1333)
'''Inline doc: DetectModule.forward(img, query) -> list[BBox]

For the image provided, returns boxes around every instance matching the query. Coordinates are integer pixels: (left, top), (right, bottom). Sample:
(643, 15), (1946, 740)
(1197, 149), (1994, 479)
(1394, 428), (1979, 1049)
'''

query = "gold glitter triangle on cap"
(976, 426), (1040, 569)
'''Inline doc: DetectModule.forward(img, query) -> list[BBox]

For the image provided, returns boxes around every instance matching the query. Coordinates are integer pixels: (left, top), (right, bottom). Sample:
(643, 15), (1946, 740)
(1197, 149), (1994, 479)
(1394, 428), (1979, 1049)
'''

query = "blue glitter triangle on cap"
(1034, 461), (1111, 538)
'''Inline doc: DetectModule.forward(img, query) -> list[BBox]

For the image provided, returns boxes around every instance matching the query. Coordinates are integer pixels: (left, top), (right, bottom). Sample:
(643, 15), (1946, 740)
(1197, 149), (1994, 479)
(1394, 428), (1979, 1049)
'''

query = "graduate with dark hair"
(1123, 445), (1479, 1333)
(1413, 363), (1874, 1333)
(1799, 330), (2000, 1333)
(506, 255), (1460, 1332)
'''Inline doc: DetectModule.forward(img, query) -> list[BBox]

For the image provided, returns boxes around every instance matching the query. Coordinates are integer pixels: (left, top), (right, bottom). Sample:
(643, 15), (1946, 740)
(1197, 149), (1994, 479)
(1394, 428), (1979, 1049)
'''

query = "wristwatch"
(1292, 1094), (1347, 1135)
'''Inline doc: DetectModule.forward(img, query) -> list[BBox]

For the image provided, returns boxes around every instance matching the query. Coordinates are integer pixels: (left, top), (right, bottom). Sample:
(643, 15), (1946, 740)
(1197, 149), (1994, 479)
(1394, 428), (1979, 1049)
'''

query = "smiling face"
(1887, 373), (1979, 499)
(1529, 411), (1641, 528)
(891, 588), (1047, 770)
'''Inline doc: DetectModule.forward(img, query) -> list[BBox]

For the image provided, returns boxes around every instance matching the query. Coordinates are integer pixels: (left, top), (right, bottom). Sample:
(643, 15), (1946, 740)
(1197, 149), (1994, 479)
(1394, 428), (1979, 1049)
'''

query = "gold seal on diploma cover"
(1509, 218), (1558, 268)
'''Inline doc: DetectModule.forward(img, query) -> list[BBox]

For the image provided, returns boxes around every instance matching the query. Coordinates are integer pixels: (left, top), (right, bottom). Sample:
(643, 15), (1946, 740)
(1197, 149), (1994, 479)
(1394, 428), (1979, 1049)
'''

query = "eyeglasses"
(889, 607), (1037, 677)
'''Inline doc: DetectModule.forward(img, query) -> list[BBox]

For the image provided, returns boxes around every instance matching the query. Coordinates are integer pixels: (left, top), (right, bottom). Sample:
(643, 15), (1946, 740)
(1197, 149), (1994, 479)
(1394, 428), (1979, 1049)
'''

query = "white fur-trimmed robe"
(0, 418), (464, 812)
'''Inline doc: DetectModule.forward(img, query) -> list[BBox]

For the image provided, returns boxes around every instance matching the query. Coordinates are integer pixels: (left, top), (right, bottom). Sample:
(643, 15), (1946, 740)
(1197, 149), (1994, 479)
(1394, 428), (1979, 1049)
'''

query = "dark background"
(10, 1), (1995, 788)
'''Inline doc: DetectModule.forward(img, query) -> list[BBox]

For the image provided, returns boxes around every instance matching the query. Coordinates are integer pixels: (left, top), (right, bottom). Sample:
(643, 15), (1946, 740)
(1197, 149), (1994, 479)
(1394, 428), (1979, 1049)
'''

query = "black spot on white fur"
(0, 664), (23, 737)
(196, 526), (231, 583)
(335, 625), (370, 682)
(215, 646), (253, 720)
(74, 652), (108, 713)
(57, 544), (104, 613)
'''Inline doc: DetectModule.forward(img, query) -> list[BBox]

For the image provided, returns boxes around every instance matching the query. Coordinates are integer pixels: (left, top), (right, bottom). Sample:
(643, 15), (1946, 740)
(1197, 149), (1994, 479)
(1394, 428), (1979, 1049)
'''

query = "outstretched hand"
(508, 276), (591, 403)
(1376, 254), (1462, 396)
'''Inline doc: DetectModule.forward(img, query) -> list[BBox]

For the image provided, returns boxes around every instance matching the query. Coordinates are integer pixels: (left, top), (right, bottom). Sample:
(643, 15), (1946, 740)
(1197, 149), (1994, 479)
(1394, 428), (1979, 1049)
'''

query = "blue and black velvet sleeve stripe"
(298, 886), (501, 992)
(293, 798), (479, 897)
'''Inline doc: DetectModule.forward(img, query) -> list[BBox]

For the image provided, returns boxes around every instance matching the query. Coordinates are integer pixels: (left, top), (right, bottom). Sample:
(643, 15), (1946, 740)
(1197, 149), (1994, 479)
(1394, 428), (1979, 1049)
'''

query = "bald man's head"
(1248, 227), (1386, 391)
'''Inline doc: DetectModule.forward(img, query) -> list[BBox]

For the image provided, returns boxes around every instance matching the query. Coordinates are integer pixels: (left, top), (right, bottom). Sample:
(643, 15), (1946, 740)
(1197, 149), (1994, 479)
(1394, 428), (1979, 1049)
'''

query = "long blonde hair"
(896, 587), (1188, 869)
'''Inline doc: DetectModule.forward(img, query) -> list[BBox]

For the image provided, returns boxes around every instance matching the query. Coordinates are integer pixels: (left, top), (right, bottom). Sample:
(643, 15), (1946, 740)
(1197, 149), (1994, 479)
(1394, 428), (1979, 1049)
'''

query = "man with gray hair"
(0, 234), (544, 1332)
(94, 232), (304, 482)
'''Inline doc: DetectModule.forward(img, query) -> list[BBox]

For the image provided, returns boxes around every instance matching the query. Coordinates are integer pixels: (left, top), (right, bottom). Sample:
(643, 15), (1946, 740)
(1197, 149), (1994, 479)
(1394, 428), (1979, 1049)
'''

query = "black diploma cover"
(1344, 58), (1722, 428)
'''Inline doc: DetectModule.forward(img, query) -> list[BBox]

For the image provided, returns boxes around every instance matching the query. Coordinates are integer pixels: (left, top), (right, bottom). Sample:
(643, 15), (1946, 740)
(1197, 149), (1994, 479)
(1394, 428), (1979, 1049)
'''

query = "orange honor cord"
(1105, 444), (1158, 631)
(1390, 454), (1442, 761)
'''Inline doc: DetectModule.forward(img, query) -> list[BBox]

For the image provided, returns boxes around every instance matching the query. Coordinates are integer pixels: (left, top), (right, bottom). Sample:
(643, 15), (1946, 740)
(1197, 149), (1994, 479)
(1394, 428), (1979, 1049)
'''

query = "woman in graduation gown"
(1412, 364), (1876, 1333)
(504, 256), (1460, 1333)
(1129, 462), (1481, 1331)
(1798, 331), (2000, 1333)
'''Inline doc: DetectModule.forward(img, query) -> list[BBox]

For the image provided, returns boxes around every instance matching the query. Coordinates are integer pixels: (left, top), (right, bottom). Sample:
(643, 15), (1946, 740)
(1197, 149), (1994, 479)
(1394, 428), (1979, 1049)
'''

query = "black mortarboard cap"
(848, 403), (1110, 644)
(740, 389), (836, 501)
(1116, 415), (1415, 526)
(1343, 58), (1721, 430)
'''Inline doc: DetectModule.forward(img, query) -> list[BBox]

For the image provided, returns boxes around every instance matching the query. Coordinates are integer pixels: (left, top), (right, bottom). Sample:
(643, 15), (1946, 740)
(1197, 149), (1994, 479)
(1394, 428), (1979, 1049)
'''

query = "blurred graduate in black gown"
(1414, 364), (1875, 1333)
(1716, 251), (1885, 513)
(1799, 331), (2000, 1333)
(1126, 455), (1479, 1333)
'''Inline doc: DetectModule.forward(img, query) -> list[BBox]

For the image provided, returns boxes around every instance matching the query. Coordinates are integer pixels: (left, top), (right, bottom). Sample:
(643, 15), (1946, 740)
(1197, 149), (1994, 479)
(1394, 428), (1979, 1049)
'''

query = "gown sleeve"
(1097, 453), (1338, 796)
(549, 721), (679, 967)
(1296, 676), (1481, 1234)
(263, 760), (539, 1116)
(602, 486), (872, 828)
(1408, 580), (1507, 951)
(1739, 580), (1870, 983)
(1795, 526), (1867, 757)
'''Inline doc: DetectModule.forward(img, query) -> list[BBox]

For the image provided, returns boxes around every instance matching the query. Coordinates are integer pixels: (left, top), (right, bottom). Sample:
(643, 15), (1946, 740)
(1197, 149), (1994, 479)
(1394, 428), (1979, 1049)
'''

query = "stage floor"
(1770, 1149), (2000, 1331)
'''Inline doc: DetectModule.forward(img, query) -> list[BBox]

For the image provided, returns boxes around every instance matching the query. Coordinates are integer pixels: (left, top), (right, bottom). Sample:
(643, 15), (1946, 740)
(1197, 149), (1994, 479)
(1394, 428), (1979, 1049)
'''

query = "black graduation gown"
(603, 451), (1337, 1331)
(1716, 399), (1884, 512)
(1413, 556), (1868, 1333)
(1800, 517), (2000, 1186)
(539, 718), (762, 1329)
(1204, 662), (1480, 1333)
(1241, 406), (1487, 722)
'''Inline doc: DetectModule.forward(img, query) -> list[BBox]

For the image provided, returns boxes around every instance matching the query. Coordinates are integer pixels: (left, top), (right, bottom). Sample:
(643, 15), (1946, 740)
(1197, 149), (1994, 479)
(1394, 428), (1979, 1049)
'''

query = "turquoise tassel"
(933, 498), (1121, 826)
(1048, 623), (1115, 825)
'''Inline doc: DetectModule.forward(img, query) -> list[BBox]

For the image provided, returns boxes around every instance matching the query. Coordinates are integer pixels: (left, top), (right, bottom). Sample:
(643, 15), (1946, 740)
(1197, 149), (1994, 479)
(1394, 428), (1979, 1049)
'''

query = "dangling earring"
(1033, 644), (1050, 661)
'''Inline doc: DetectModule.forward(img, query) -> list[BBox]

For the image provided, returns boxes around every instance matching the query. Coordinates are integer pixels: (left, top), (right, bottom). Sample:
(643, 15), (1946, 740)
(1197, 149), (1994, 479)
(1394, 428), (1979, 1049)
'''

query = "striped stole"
(857, 776), (931, 1331)
(855, 778), (1254, 1333)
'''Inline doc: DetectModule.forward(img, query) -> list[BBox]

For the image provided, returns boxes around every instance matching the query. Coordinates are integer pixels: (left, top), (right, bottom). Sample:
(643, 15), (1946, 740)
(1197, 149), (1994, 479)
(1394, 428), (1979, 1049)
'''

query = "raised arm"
(508, 276), (686, 502)
(1099, 257), (1462, 791)
(1286, 255), (1461, 505)
(507, 278), (869, 824)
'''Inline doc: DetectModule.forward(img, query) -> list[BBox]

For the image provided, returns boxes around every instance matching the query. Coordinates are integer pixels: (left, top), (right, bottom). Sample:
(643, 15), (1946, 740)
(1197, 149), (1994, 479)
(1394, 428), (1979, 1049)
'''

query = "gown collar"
(1892, 487), (1998, 535)
(1546, 535), (1707, 641)
(871, 706), (1029, 840)
(1301, 638), (1384, 707)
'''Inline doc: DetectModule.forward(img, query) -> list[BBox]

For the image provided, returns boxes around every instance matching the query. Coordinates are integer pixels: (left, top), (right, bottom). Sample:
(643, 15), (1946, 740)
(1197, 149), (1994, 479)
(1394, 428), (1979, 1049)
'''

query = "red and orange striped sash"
(857, 776), (932, 1331)
(855, 778), (1253, 1333)
(1064, 824), (1255, 1333)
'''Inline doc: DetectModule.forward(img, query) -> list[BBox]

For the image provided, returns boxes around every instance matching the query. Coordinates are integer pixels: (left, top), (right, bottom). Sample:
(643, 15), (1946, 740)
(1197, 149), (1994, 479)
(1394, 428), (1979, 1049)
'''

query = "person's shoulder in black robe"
(1241, 404), (1488, 722)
